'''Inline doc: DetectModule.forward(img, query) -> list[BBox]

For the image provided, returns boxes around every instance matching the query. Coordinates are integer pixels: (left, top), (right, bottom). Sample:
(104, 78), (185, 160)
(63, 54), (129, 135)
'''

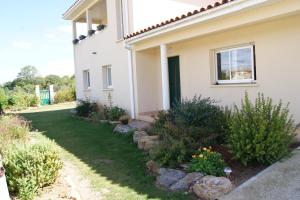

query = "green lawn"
(21, 104), (191, 200)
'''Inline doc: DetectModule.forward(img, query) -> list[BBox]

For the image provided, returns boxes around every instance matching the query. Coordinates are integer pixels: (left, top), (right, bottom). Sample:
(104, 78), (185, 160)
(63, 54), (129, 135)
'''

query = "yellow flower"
(192, 155), (196, 158)
(199, 154), (204, 158)
(203, 147), (207, 151)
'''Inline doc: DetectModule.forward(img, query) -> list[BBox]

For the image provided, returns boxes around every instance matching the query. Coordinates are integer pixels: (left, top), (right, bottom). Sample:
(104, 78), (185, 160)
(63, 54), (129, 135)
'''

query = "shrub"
(3, 141), (63, 200)
(170, 96), (228, 142)
(0, 115), (29, 152)
(6, 91), (38, 111)
(104, 105), (126, 121)
(189, 147), (226, 176)
(0, 87), (8, 110)
(228, 93), (296, 166)
(150, 96), (228, 167)
(54, 87), (76, 103)
(75, 100), (98, 118)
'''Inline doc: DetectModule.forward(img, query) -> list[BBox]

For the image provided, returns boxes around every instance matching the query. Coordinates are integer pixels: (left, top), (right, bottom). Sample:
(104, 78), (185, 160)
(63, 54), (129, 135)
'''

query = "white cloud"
(40, 59), (74, 76)
(12, 41), (32, 50)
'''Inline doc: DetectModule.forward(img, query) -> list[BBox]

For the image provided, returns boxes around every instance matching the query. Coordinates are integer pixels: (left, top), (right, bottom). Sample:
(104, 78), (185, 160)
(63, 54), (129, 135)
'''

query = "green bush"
(3, 141), (63, 200)
(54, 87), (76, 103)
(228, 93), (296, 166)
(7, 91), (38, 111)
(150, 96), (228, 167)
(0, 87), (8, 110)
(170, 96), (229, 142)
(104, 105), (126, 121)
(0, 115), (29, 152)
(75, 100), (98, 118)
(189, 147), (226, 176)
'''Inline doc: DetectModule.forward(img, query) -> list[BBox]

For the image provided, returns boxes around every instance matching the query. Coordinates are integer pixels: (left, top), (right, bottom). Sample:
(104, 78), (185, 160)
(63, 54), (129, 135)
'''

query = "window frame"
(215, 45), (256, 84)
(83, 70), (91, 90)
(102, 65), (113, 90)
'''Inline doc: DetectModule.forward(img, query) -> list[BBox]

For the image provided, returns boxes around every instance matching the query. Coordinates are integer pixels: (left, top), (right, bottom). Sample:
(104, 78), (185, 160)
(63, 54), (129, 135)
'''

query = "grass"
(21, 104), (191, 200)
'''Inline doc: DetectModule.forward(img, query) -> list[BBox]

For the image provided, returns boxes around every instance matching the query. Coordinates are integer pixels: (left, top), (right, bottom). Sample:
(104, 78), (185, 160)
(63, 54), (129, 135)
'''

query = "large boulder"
(138, 135), (159, 151)
(192, 176), (233, 200)
(133, 131), (148, 143)
(156, 168), (186, 189)
(170, 172), (204, 192)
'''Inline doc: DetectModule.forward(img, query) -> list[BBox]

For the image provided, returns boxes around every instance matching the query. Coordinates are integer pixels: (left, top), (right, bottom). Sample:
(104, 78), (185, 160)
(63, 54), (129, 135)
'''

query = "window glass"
(216, 45), (255, 83)
(102, 66), (113, 89)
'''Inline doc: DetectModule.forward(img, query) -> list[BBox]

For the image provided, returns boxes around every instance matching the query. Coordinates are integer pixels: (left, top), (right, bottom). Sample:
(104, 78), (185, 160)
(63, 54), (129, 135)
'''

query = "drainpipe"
(126, 44), (136, 119)
(0, 156), (10, 200)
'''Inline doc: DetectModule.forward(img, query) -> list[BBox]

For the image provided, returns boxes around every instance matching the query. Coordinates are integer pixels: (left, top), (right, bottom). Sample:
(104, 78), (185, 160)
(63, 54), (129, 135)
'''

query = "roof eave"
(63, 0), (85, 20)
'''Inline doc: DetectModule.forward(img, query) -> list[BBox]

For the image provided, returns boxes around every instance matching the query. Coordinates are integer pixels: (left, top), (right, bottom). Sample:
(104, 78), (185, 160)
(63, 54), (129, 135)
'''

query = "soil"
(214, 142), (300, 187)
(35, 161), (103, 200)
(213, 145), (267, 187)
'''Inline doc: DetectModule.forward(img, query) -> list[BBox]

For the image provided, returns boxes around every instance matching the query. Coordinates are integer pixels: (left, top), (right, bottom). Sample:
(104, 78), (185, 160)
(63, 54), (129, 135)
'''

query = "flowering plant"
(189, 147), (226, 176)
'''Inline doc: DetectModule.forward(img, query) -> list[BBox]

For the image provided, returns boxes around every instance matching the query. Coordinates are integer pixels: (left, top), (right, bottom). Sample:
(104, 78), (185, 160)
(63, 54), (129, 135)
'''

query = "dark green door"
(40, 90), (50, 106)
(168, 56), (181, 107)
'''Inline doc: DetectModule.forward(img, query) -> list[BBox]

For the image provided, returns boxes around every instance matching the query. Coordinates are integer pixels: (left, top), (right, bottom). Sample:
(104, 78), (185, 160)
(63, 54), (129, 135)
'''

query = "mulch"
(214, 141), (300, 187)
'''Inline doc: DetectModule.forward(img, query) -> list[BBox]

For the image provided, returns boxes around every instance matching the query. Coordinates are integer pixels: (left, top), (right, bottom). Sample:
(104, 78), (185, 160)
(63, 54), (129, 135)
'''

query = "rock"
(180, 163), (190, 171)
(192, 176), (233, 200)
(170, 172), (204, 192)
(156, 168), (187, 189)
(113, 124), (135, 134)
(143, 140), (159, 151)
(129, 120), (151, 131)
(133, 131), (148, 143)
(138, 135), (159, 150)
(295, 127), (300, 143)
(146, 160), (160, 174)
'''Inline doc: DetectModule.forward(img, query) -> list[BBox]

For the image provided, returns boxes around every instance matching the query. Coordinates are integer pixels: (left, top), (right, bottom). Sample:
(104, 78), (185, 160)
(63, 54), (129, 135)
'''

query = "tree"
(17, 66), (38, 80)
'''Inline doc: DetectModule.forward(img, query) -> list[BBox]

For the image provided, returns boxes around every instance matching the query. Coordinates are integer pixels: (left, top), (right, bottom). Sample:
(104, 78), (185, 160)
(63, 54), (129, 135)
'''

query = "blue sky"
(0, 0), (75, 84)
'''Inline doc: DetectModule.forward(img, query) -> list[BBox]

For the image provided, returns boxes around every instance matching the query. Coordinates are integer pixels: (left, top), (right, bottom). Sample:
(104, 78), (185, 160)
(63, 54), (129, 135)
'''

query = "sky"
(0, 0), (75, 84)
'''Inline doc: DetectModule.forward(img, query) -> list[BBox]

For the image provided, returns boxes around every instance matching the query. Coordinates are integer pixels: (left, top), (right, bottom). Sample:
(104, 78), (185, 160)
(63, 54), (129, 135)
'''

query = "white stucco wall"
(134, 13), (300, 122)
(74, 0), (131, 111)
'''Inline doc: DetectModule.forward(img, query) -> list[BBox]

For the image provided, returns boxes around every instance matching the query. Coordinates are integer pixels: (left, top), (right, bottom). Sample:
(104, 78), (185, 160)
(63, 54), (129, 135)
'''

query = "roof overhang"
(63, 0), (100, 21)
(126, 0), (282, 45)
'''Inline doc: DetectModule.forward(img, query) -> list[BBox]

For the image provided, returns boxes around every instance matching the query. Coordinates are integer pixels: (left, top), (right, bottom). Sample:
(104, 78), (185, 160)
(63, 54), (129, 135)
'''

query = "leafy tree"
(17, 66), (38, 80)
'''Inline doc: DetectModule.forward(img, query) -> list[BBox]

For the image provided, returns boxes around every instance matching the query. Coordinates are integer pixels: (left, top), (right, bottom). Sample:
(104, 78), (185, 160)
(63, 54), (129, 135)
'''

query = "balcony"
(70, 0), (108, 45)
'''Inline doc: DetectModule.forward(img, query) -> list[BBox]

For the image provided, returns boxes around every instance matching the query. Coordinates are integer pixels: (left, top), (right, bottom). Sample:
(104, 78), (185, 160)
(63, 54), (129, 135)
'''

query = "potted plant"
(88, 29), (96, 36)
(97, 24), (106, 31)
(79, 35), (86, 40)
(72, 39), (79, 45)
(119, 115), (130, 125)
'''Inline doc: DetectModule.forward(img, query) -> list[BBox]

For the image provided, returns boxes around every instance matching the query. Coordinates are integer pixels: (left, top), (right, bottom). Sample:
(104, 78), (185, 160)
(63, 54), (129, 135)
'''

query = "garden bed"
(213, 145), (266, 186)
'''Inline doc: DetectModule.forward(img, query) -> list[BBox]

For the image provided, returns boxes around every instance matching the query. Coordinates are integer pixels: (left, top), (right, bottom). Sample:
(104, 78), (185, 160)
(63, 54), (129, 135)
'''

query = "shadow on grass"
(21, 108), (191, 200)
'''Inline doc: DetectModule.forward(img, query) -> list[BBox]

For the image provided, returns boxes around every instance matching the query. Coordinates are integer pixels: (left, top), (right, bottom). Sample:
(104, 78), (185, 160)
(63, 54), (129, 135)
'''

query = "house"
(63, 0), (300, 123)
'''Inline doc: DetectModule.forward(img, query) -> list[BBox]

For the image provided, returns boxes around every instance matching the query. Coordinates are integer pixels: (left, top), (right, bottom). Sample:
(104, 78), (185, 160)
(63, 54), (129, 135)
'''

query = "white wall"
(74, 0), (131, 111)
(131, 0), (216, 32)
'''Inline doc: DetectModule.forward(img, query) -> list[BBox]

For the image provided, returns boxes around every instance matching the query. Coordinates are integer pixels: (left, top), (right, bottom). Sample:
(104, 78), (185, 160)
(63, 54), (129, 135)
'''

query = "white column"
(49, 85), (54, 105)
(126, 45), (136, 119)
(86, 9), (92, 33)
(72, 21), (77, 39)
(160, 44), (170, 110)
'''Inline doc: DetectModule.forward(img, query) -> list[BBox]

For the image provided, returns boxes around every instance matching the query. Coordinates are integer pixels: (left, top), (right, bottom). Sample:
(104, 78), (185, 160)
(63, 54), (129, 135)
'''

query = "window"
(116, 0), (124, 40)
(215, 45), (256, 84)
(102, 65), (113, 89)
(83, 70), (90, 89)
